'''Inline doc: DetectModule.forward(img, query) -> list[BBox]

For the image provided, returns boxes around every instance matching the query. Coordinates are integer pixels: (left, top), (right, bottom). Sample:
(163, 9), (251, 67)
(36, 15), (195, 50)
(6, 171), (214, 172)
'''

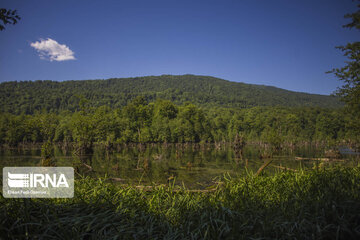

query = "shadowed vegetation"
(1, 167), (359, 239)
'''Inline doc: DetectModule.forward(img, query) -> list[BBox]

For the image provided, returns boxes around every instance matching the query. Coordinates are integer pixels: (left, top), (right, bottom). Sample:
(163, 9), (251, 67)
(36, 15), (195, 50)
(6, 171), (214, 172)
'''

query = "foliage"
(0, 99), (356, 147)
(1, 167), (359, 239)
(328, 2), (360, 141)
(0, 8), (20, 31)
(0, 75), (342, 114)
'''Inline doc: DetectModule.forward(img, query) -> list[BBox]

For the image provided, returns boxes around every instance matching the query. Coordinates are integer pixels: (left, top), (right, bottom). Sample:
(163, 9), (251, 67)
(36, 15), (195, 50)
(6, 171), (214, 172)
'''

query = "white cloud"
(30, 38), (76, 61)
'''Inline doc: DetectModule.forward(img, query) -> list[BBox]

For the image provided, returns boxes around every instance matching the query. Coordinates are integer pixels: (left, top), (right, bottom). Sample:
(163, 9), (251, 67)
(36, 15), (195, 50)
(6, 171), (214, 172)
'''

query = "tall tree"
(328, 2), (360, 140)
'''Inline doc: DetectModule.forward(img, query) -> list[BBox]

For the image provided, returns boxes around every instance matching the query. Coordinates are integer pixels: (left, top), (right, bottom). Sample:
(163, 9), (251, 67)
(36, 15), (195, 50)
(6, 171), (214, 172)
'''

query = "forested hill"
(0, 75), (341, 114)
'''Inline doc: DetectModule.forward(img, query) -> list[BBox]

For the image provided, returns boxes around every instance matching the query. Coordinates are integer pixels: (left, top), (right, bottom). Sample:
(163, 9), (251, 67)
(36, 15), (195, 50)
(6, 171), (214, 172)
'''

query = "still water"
(0, 144), (358, 189)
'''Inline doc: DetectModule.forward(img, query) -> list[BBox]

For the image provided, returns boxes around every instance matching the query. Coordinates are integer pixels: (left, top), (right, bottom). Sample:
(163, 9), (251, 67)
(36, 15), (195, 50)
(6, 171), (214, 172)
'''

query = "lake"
(0, 144), (359, 189)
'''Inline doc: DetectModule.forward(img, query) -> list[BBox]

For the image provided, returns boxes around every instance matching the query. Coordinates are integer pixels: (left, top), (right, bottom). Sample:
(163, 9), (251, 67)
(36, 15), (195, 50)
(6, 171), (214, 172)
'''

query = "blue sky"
(0, 0), (359, 95)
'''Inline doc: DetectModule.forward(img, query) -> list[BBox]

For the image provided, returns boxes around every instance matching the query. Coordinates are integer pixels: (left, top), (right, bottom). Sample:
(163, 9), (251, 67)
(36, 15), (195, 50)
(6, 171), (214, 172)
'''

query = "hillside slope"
(0, 75), (341, 114)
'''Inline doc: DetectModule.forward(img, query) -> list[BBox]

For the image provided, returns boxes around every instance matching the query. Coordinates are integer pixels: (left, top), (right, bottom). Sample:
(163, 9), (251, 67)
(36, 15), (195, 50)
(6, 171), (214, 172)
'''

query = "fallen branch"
(271, 164), (297, 172)
(110, 177), (126, 182)
(112, 183), (220, 193)
(255, 159), (273, 177)
(295, 157), (330, 161)
(82, 163), (93, 172)
(295, 157), (344, 162)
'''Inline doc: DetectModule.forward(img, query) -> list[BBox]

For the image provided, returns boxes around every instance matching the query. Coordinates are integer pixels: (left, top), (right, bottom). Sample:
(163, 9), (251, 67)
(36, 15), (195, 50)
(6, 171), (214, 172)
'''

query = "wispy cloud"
(30, 38), (76, 61)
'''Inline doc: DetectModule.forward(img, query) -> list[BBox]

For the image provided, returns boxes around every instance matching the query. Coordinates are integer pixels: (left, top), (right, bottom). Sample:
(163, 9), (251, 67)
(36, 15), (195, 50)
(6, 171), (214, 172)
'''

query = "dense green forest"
(1, 75), (356, 148)
(0, 75), (341, 114)
(0, 96), (357, 148)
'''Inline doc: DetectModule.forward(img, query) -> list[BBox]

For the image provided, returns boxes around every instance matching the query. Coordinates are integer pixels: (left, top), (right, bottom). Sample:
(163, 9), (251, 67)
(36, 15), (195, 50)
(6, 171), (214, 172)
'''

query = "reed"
(1, 166), (360, 239)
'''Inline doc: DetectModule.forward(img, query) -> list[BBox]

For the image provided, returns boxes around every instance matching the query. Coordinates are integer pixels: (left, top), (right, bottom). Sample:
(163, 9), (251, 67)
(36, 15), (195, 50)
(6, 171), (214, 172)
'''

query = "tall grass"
(1, 167), (360, 239)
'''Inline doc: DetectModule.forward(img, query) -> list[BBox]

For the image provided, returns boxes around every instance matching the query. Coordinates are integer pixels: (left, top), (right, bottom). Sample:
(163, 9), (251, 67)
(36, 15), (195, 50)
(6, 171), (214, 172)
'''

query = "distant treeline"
(0, 75), (341, 114)
(0, 97), (357, 148)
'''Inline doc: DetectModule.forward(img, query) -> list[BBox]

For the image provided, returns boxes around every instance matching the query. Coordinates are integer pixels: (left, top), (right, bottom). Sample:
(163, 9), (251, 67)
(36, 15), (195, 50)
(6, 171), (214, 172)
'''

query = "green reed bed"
(1, 167), (360, 239)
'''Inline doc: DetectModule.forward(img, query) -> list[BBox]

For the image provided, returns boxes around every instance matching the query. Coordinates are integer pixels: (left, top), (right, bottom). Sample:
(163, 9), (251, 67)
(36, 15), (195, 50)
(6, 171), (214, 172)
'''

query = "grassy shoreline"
(1, 167), (360, 239)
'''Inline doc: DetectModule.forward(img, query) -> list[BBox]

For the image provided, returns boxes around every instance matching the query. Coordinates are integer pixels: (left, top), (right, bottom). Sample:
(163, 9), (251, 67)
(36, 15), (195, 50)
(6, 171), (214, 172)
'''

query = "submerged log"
(132, 185), (217, 193)
(107, 182), (221, 193)
(110, 177), (126, 182)
(295, 157), (344, 162)
(324, 149), (342, 159)
(270, 164), (297, 172)
(295, 157), (330, 161)
(255, 159), (273, 177)
(82, 162), (94, 171)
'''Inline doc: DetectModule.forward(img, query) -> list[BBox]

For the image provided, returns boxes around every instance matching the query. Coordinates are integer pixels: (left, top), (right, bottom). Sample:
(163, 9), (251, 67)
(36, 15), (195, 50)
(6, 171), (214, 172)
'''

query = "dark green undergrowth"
(1, 167), (360, 239)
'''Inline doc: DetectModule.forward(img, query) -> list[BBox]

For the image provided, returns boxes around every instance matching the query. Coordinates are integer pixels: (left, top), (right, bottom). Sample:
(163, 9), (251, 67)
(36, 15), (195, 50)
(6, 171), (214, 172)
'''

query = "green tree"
(122, 96), (153, 143)
(155, 99), (178, 119)
(151, 100), (177, 142)
(328, 2), (360, 140)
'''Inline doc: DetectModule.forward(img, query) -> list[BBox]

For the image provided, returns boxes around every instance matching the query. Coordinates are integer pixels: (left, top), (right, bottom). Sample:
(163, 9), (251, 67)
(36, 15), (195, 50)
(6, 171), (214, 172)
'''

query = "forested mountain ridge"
(0, 75), (341, 114)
